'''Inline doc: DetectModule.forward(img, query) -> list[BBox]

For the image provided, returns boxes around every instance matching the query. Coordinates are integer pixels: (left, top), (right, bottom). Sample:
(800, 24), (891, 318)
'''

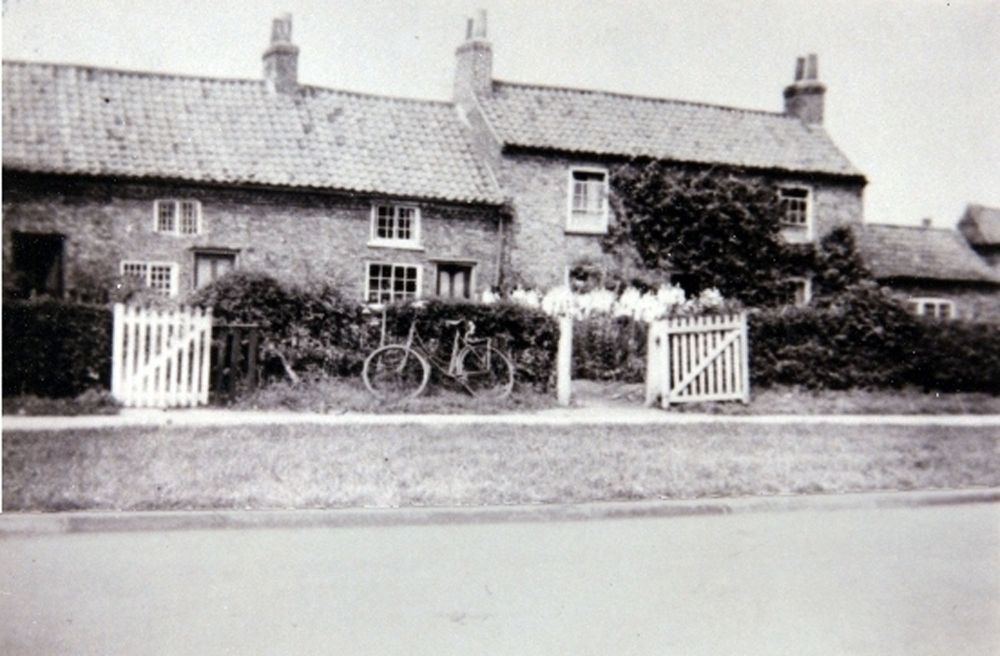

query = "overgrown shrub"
(911, 321), (1000, 393)
(749, 282), (1000, 392)
(572, 315), (647, 382)
(190, 270), (370, 379)
(3, 299), (113, 397)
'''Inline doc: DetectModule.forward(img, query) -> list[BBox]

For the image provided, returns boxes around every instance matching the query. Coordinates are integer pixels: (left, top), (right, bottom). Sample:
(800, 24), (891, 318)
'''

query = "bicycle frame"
(377, 311), (491, 380)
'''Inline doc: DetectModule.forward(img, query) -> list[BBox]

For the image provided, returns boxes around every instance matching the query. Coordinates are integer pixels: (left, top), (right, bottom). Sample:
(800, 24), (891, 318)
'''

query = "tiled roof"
(958, 204), (1000, 246)
(851, 223), (1000, 284)
(2, 61), (502, 204)
(476, 81), (863, 178)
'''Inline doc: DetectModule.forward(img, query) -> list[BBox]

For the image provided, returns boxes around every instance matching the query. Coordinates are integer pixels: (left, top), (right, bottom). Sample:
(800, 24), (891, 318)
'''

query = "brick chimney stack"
(784, 53), (825, 124)
(263, 13), (299, 94)
(454, 9), (493, 107)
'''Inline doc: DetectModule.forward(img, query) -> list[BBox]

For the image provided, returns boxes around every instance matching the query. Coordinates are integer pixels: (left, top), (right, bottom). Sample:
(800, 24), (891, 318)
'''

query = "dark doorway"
(10, 232), (65, 299)
(436, 262), (474, 299)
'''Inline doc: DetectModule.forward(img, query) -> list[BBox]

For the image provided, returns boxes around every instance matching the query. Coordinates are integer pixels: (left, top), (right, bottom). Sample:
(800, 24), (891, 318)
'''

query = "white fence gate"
(645, 313), (749, 407)
(111, 304), (214, 408)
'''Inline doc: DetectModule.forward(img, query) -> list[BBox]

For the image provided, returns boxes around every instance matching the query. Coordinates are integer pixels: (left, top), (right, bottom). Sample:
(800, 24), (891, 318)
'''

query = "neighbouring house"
(851, 221), (1000, 321)
(452, 11), (865, 296)
(957, 204), (1000, 269)
(3, 11), (866, 305)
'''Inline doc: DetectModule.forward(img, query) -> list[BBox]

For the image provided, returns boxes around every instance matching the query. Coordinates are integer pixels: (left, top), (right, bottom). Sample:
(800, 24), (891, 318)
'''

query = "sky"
(3, 0), (999, 228)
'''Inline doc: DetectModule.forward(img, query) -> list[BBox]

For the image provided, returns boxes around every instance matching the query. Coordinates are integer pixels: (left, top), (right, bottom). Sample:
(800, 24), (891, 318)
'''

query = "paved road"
(1, 499), (998, 655)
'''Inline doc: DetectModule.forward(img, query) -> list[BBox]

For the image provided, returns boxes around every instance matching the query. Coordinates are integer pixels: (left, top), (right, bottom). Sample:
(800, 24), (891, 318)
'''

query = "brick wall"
(496, 152), (865, 289)
(2, 173), (503, 302)
(881, 279), (1000, 322)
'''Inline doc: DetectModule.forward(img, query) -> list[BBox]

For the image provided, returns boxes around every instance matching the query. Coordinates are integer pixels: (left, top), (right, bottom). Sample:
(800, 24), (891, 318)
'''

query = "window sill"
(564, 227), (608, 236)
(367, 240), (425, 252)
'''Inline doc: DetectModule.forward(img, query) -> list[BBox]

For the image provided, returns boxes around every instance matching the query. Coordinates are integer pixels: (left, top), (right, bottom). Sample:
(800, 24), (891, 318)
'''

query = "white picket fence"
(645, 313), (749, 406)
(111, 304), (214, 408)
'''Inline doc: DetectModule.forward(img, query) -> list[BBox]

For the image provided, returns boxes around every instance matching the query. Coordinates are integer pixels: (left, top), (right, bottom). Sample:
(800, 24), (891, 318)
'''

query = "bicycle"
(362, 313), (515, 402)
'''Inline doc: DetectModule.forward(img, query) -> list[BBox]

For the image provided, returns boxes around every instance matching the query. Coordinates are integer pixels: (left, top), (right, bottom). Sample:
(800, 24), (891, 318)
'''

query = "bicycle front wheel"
(456, 345), (514, 400)
(362, 346), (430, 402)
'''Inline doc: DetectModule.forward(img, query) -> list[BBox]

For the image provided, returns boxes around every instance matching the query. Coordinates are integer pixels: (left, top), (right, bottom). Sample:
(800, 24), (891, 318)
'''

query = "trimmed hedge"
(3, 300), (113, 398)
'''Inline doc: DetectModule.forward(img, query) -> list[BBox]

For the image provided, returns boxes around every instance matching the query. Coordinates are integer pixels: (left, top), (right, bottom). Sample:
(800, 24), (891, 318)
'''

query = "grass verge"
(4, 422), (998, 512)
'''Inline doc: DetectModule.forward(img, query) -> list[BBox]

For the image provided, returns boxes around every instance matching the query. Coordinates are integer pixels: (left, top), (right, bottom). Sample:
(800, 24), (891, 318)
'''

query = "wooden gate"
(111, 304), (213, 408)
(645, 313), (749, 407)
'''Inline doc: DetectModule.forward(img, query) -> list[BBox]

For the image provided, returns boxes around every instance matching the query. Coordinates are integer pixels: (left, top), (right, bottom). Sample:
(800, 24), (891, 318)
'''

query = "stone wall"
(2, 173), (503, 302)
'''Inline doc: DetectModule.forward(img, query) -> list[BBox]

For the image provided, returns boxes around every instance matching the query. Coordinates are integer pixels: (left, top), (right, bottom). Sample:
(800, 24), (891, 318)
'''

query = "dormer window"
(154, 200), (201, 235)
(567, 168), (609, 234)
(369, 204), (421, 249)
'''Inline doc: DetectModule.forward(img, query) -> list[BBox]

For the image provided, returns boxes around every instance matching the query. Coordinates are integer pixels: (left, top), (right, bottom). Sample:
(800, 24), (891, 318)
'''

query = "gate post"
(557, 315), (573, 406)
(111, 303), (125, 402)
(644, 321), (660, 406)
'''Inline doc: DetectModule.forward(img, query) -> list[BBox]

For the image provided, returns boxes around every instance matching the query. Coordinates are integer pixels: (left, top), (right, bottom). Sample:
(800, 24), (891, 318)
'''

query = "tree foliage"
(812, 226), (872, 298)
(605, 160), (798, 306)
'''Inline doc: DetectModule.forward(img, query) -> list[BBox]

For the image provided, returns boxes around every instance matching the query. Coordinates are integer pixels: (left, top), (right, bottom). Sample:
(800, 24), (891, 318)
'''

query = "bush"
(572, 315), (647, 382)
(3, 299), (113, 397)
(750, 282), (1000, 393)
(911, 321), (1000, 393)
(190, 271), (370, 379)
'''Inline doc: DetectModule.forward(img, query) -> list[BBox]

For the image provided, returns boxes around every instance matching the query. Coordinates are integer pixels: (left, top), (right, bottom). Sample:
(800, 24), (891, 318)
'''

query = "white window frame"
(120, 260), (179, 297)
(908, 297), (956, 320)
(153, 199), (202, 236)
(566, 167), (610, 235)
(778, 186), (813, 239)
(368, 204), (422, 250)
(363, 261), (423, 305)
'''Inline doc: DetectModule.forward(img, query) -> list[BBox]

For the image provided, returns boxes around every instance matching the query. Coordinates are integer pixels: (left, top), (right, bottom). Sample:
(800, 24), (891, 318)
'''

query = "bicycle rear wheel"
(457, 345), (514, 399)
(362, 346), (430, 402)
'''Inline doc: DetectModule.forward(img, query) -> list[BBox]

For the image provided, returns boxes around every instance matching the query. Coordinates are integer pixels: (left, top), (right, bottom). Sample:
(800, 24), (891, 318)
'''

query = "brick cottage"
(4, 11), (868, 306)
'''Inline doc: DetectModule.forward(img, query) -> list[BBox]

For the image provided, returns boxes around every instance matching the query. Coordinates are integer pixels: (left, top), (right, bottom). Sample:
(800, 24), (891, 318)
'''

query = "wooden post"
(111, 303), (125, 402)
(557, 315), (573, 406)
(661, 321), (672, 409)
(644, 321), (659, 406)
(739, 312), (751, 404)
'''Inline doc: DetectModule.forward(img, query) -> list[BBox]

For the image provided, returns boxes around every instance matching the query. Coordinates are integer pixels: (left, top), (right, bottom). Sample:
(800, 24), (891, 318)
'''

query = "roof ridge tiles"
(490, 79), (791, 119)
(3, 59), (456, 109)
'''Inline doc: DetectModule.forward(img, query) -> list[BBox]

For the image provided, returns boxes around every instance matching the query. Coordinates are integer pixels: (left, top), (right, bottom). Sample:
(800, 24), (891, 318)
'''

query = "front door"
(11, 232), (64, 299)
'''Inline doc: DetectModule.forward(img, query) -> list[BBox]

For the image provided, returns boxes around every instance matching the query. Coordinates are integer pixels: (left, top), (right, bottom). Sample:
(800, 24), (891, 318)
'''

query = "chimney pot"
(805, 53), (819, 80)
(473, 9), (488, 39)
(784, 53), (825, 124)
(454, 10), (493, 102)
(263, 13), (299, 94)
(921, 218), (933, 228)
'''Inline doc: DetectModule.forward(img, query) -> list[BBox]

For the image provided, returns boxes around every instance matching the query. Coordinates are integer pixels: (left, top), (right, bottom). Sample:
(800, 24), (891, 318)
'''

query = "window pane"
(180, 201), (199, 234)
(396, 208), (414, 241)
(376, 207), (393, 239)
(157, 202), (176, 232)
